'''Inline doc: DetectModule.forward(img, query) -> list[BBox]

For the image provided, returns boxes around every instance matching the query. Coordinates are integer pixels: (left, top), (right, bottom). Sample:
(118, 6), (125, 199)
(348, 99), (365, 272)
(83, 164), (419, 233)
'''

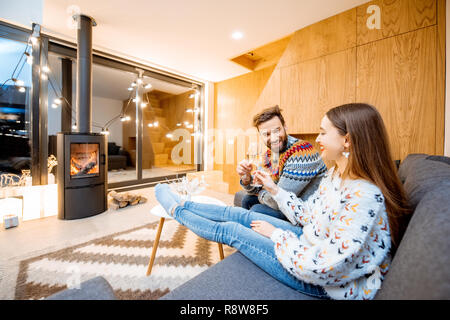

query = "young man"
(236, 105), (327, 219)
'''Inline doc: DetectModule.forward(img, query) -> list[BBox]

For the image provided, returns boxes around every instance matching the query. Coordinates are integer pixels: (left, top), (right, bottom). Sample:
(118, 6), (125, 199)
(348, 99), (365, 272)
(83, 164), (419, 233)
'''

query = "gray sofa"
(48, 153), (450, 300)
(161, 154), (450, 300)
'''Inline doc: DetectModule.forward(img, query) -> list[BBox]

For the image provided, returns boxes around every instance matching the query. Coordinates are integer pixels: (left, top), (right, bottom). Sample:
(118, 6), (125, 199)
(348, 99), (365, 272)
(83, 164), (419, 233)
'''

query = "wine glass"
(246, 142), (264, 187)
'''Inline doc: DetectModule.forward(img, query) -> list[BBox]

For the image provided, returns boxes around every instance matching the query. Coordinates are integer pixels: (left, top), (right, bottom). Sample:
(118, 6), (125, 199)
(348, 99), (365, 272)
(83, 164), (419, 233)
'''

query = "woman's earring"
(342, 151), (350, 159)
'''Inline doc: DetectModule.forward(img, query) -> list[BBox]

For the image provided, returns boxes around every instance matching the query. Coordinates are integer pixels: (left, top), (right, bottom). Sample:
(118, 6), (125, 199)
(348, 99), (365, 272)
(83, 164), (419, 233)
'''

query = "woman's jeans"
(241, 194), (288, 220)
(172, 201), (329, 299)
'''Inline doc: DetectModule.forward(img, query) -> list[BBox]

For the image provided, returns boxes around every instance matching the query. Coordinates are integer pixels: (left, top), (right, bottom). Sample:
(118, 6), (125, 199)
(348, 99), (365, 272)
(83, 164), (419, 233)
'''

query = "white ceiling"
(41, 0), (369, 83)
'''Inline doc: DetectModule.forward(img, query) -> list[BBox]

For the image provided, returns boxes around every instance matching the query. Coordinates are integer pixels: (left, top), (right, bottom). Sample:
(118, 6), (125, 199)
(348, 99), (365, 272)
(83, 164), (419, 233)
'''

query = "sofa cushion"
(160, 251), (318, 300)
(46, 276), (117, 300)
(234, 190), (246, 207)
(375, 186), (450, 299)
(398, 154), (450, 209)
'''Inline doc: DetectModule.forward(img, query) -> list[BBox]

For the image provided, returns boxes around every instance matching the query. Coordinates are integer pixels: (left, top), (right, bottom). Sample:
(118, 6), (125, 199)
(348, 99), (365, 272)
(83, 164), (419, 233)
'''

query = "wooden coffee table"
(146, 195), (226, 276)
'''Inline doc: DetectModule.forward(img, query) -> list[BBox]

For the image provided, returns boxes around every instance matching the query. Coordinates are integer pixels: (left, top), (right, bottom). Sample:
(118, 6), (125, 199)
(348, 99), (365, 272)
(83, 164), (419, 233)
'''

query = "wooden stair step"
(154, 154), (169, 166)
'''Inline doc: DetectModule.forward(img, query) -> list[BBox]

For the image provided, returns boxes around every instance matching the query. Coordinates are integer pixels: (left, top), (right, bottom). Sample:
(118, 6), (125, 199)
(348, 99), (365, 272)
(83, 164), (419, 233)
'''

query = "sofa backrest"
(376, 154), (450, 299)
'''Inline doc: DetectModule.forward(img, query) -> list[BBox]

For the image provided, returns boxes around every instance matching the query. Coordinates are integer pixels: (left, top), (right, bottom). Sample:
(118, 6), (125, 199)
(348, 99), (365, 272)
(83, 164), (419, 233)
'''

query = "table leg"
(146, 217), (165, 276)
(218, 243), (224, 260)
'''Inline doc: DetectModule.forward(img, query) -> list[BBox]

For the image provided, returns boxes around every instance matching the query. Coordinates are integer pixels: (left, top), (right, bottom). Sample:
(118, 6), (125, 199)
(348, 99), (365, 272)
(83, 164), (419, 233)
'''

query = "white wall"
(48, 95), (123, 146)
(92, 96), (123, 147)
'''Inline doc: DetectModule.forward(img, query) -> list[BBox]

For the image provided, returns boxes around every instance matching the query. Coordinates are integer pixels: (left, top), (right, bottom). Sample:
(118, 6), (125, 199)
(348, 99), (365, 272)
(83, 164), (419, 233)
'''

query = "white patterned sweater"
(270, 167), (392, 300)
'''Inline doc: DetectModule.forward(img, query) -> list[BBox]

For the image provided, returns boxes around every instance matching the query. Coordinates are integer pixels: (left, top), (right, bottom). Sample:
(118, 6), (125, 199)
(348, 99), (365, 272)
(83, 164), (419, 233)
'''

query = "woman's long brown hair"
(326, 103), (411, 252)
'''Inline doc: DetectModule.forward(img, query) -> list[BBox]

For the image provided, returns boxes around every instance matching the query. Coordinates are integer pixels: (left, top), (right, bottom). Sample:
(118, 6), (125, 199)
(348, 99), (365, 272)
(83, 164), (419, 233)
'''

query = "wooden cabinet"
(280, 48), (356, 134)
(356, 0), (436, 46)
(278, 8), (356, 68)
(357, 26), (437, 160)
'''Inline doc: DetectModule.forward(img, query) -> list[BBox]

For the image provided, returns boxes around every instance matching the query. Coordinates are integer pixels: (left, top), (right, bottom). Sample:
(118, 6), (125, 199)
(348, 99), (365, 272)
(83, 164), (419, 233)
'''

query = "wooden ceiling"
(230, 35), (292, 71)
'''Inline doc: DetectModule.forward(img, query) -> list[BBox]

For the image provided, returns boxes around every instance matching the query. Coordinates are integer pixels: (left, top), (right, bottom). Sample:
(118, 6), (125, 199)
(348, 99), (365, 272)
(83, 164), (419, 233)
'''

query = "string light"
(141, 102), (147, 108)
(24, 52), (33, 65)
(42, 65), (50, 73)
(144, 83), (152, 89)
(12, 78), (24, 86)
(101, 128), (110, 135)
(18, 87), (26, 93)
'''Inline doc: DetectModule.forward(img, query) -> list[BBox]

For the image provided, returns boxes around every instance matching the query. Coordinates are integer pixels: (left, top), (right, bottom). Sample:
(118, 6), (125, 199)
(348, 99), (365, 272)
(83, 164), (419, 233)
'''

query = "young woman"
(154, 103), (411, 300)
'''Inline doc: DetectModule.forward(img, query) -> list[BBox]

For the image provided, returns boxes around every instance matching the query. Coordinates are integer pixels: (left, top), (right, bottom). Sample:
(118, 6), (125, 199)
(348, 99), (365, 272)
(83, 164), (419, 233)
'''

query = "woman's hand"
(251, 220), (277, 238)
(253, 170), (279, 195)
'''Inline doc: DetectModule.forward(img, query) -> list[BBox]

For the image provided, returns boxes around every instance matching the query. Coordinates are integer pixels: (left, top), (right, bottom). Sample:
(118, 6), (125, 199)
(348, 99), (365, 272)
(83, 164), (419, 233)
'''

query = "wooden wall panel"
(357, 0), (436, 45)
(357, 26), (437, 160)
(436, 0), (446, 155)
(278, 8), (356, 68)
(254, 68), (281, 113)
(280, 48), (357, 134)
(214, 66), (275, 193)
(213, 0), (445, 193)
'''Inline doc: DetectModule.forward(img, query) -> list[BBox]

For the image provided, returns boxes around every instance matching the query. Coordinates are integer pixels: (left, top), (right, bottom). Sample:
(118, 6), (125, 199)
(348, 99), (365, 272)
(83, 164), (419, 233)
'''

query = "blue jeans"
(172, 201), (329, 299)
(242, 194), (287, 220)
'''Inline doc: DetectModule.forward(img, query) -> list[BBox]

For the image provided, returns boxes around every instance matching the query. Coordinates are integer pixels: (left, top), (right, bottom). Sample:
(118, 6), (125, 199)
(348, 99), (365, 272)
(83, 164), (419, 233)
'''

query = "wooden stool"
(146, 195), (226, 276)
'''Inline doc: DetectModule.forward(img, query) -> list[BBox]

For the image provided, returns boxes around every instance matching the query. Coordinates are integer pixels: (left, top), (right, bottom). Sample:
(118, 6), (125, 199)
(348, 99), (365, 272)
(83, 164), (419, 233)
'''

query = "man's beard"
(268, 135), (288, 154)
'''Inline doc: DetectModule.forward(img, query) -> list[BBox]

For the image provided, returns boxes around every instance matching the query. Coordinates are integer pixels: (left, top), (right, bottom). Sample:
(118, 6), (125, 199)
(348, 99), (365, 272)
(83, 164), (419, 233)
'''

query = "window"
(0, 36), (32, 186)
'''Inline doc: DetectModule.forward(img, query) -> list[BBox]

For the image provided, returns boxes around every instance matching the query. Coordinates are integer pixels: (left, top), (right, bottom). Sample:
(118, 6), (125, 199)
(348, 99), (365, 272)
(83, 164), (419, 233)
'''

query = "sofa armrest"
(46, 276), (117, 300)
(234, 190), (247, 207)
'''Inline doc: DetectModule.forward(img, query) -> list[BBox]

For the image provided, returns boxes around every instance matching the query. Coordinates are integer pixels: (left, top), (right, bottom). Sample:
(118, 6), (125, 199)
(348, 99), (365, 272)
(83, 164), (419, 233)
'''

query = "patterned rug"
(14, 219), (235, 300)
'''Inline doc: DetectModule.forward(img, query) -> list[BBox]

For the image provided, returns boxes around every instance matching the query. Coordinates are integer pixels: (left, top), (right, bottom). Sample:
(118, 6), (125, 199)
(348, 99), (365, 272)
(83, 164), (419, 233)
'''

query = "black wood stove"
(57, 15), (108, 220)
(57, 133), (107, 219)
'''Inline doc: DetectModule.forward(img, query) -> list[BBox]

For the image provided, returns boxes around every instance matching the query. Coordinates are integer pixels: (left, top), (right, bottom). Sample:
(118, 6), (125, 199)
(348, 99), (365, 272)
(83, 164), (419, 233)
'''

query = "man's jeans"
(172, 201), (329, 299)
(241, 194), (287, 220)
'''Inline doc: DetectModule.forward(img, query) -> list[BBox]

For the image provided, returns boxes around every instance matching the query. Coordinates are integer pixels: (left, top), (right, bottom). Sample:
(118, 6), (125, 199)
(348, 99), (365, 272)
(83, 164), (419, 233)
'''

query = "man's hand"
(253, 170), (279, 195)
(251, 220), (277, 238)
(237, 160), (253, 185)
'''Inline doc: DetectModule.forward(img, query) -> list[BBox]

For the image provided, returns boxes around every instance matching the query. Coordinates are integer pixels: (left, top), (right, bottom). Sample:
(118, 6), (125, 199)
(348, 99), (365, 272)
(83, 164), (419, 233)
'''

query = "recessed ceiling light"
(231, 31), (244, 40)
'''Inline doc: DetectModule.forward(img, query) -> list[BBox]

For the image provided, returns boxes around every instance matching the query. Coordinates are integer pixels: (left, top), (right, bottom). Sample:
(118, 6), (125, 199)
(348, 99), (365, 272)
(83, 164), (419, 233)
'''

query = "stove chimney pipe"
(75, 14), (96, 133)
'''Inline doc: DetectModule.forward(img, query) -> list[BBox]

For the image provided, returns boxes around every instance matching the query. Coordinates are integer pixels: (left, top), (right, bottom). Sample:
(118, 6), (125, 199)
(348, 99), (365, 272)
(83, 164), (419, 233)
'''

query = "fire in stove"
(70, 143), (99, 178)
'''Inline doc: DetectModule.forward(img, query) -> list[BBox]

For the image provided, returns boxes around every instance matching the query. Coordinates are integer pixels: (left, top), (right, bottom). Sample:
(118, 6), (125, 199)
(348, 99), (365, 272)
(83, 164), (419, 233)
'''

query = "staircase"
(143, 94), (174, 167)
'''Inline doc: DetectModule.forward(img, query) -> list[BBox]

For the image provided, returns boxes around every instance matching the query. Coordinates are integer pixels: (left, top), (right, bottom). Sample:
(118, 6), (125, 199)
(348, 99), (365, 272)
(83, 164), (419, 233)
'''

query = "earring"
(342, 151), (350, 159)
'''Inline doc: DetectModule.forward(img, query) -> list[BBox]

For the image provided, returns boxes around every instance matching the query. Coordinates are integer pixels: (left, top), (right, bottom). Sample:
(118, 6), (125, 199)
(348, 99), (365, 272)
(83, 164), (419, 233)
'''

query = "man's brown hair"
(252, 105), (286, 128)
